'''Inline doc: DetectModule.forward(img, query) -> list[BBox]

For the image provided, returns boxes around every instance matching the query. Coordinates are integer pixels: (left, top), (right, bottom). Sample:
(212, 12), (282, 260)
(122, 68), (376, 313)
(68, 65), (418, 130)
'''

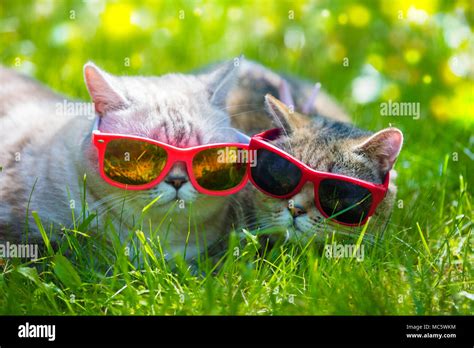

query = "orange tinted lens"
(104, 138), (167, 186)
(192, 147), (247, 191)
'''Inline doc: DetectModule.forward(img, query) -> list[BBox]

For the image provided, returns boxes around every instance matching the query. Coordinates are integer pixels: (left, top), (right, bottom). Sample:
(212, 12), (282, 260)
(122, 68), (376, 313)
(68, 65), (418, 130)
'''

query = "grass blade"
(32, 211), (53, 255)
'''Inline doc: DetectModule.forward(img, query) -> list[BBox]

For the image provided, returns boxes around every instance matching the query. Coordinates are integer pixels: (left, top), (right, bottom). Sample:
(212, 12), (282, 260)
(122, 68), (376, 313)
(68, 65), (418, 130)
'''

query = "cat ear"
(83, 62), (129, 115)
(354, 128), (403, 173)
(203, 59), (239, 107)
(264, 94), (310, 134)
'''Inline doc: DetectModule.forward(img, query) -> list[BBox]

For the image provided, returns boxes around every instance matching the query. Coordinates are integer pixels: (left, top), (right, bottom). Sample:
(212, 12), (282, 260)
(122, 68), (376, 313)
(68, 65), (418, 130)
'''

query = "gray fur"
(0, 62), (240, 260)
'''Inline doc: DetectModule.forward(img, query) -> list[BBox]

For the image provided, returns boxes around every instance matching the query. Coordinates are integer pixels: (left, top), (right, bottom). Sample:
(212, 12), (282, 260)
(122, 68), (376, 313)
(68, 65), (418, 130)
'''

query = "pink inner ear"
(84, 63), (127, 115)
(384, 130), (403, 165)
(358, 128), (403, 172)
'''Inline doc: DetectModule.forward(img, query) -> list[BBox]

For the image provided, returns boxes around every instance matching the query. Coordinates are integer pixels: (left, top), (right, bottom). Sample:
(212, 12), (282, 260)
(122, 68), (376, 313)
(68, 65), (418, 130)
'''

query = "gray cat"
(0, 61), (243, 260)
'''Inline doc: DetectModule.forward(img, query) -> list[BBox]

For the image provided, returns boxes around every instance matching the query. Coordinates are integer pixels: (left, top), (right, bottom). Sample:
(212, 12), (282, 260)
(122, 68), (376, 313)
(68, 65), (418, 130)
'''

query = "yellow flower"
(441, 61), (461, 85)
(338, 13), (348, 25)
(382, 83), (400, 101)
(101, 3), (137, 38)
(404, 49), (421, 65)
(367, 54), (384, 72)
(381, 0), (438, 20)
(348, 5), (371, 27)
(430, 95), (449, 120)
(430, 83), (474, 123)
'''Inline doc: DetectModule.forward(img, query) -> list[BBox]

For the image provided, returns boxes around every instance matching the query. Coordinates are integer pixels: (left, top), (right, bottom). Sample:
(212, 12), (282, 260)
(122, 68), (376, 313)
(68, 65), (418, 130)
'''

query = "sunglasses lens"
(251, 149), (302, 196)
(192, 147), (247, 191)
(104, 139), (167, 186)
(318, 179), (373, 224)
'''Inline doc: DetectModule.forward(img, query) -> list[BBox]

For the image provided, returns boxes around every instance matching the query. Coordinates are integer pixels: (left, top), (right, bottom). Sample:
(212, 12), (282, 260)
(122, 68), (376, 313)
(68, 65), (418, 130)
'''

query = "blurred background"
(1, 0), (472, 122)
(1, 0), (473, 194)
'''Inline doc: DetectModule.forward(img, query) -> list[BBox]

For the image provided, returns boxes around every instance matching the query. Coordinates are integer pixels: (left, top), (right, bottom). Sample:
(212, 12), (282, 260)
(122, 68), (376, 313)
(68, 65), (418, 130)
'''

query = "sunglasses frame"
(248, 129), (390, 226)
(92, 125), (249, 196)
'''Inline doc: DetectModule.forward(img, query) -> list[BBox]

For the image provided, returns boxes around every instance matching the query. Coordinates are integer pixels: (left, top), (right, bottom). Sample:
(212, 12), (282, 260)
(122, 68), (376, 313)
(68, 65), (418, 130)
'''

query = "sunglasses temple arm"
(233, 129), (251, 144)
(92, 116), (100, 132)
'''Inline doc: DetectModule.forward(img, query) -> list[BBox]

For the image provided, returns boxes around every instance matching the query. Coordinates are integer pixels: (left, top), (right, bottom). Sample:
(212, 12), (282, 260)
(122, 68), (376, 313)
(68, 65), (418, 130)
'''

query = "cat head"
(83, 61), (239, 225)
(252, 95), (403, 242)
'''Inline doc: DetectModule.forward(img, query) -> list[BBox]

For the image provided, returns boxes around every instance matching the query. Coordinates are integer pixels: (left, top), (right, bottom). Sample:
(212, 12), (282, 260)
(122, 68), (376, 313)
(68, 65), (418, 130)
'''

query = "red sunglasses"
(248, 128), (389, 226)
(91, 119), (249, 195)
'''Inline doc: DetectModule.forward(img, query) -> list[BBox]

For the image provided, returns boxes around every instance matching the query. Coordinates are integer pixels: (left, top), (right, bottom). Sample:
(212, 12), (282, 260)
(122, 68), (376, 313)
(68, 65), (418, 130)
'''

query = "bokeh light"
(0, 0), (472, 126)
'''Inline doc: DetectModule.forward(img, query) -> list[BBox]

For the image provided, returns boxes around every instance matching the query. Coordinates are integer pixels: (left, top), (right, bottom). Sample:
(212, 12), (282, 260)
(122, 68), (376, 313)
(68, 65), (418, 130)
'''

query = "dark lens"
(192, 147), (247, 191)
(104, 139), (167, 185)
(251, 148), (302, 196)
(318, 179), (373, 224)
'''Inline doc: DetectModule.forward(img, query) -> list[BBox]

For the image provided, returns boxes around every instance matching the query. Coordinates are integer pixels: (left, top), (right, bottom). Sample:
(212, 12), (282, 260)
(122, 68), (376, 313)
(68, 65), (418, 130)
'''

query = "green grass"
(0, 0), (473, 315)
(0, 153), (472, 315)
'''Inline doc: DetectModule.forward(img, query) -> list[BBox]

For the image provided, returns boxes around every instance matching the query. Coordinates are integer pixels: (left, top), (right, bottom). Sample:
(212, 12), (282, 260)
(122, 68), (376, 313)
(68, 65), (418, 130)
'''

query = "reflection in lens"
(318, 179), (373, 224)
(104, 139), (167, 186)
(192, 147), (247, 191)
(251, 149), (302, 196)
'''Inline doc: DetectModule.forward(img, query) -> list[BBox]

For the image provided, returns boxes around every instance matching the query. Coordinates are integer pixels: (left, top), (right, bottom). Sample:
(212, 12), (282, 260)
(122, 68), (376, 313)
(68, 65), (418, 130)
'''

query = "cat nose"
(289, 205), (306, 218)
(165, 176), (188, 190)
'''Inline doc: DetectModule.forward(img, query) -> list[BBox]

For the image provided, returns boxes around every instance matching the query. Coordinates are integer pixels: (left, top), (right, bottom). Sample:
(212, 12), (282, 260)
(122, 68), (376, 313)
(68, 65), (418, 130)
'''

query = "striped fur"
(225, 61), (403, 243)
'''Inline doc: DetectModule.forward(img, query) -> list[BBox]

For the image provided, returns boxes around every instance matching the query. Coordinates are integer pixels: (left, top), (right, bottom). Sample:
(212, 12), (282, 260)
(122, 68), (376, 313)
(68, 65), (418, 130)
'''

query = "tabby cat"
(226, 60), (403, 242)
